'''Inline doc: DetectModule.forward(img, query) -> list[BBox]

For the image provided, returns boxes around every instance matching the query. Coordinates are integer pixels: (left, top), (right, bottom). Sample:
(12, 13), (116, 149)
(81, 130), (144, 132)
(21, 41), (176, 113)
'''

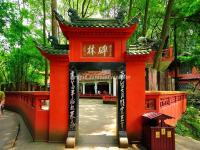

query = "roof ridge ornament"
(47, 33), (69, 50)
(67, 8), (128, 24)
(34, 40), (68, 55)
(53, 8), (139, 28)
(115, 10), (126, 24)
(68, 8), (81, 22)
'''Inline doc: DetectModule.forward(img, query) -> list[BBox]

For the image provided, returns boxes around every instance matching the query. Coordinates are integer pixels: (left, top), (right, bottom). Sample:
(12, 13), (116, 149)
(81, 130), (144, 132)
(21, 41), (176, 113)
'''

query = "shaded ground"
(175, 134), (200, 150)
(1, 99), (200, 149)
(0, 111), (18, 150)
(78, 99), (117, 148)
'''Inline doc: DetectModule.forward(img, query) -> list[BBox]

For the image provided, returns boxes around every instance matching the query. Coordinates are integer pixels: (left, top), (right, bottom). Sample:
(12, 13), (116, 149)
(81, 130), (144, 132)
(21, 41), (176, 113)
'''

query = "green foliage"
(173, 0), (200, 17)
(176, 91), (200, 140)
(187, 92), (200, 107)
(178, 44), (200, 70)
(176, 121), (190, 135)
(0, 2), (16, 34)
(0, 0), (200, 90)
(172, 0), (200, 70)
(0, 1), (46, 89)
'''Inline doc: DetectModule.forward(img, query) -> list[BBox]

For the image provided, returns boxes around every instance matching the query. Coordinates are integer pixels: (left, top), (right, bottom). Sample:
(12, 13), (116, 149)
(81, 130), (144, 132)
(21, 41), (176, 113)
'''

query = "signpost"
(82, 43), (113, 57)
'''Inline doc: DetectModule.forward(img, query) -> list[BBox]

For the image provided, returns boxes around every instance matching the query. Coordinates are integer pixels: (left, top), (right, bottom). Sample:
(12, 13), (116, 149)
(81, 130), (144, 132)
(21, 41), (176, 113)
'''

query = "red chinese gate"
(34, 8), (184, 148)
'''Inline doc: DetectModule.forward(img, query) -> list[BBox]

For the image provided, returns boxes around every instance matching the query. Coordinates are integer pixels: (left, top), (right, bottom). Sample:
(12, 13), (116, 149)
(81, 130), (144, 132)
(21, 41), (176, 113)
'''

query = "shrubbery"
(176, 92), (200, 140)
(187, 92), (200, 107)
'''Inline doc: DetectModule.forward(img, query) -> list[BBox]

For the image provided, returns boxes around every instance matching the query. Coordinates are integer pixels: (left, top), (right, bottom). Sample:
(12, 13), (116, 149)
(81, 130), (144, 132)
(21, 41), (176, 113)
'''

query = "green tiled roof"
(127, 45), (152, 55)
(54, 9), (139, 28)
(36, 42), (68, 55)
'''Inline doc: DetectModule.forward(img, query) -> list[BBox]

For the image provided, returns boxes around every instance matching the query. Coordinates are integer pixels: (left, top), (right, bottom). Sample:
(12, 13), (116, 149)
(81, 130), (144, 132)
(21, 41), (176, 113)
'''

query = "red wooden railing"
(5, 91), (50, 141)
(147, 47), (174, 64)
(102, 95), (117, 104)
(145, 91), (187, 126)
(79, 93), (103, 99)
(162, 47), (173, 60)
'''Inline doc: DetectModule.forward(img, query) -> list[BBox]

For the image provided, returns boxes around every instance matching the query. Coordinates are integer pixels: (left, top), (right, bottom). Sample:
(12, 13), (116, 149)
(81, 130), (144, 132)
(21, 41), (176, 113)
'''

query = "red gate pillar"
(48, 55), (69, 142)
(126, 55), (146, 141)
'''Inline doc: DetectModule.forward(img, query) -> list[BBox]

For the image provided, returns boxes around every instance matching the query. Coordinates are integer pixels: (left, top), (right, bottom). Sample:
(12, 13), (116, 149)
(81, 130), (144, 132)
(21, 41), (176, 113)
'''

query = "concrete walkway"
(0, 111), (19, 150)
(78, 99), (117, 148)
(1, 99), (200, 150)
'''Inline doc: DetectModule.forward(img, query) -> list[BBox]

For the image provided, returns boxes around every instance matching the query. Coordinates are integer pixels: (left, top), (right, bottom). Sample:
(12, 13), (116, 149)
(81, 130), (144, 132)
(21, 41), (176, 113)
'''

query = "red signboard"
(82, 43), (113, 57)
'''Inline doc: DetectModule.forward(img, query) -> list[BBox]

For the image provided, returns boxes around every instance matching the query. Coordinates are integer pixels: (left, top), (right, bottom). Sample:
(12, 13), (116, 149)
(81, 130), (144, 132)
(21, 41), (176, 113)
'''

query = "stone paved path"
(0, 111), (18, 150)
(78, 99), (117, 148)
(1, 99), (200, 150)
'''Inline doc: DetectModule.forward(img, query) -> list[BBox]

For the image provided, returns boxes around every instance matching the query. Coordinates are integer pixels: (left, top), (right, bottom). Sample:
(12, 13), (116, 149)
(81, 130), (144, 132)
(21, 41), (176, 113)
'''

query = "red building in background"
(169, 61), (200, 91)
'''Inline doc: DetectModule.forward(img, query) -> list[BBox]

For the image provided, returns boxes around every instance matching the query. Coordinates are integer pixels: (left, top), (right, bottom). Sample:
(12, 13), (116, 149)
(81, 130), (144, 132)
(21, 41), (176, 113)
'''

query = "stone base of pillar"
(65, 131), (76, 148)
(118, 131), (128, 148)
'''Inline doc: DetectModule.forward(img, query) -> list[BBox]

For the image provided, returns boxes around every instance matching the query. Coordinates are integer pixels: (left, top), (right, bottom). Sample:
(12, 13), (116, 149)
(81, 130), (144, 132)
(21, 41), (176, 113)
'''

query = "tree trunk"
(83, 0), (91, 18)
(174, 21), (178, 90)
(17, 0), (24, 91)
(43, 0), (46, 46)
(51, 0), (58, 37)
(193, 80), (200, 92)
(76, 0), (79, 12)
(67, 0), (72, 8)
(153, 0), (175, 69)
(148, 68), (158, 90)
(142, 0), (150, 36)
(128, 0), (133, 20)
(43, 0), (49, 91)
(81, 0), (87, 18)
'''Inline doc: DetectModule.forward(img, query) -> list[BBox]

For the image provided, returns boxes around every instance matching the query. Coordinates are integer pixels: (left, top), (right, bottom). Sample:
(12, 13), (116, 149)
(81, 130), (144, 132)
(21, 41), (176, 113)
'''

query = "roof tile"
(54, 10), (139, 29)
(35, 43), (68, 55)
(127, 45), (152, 55)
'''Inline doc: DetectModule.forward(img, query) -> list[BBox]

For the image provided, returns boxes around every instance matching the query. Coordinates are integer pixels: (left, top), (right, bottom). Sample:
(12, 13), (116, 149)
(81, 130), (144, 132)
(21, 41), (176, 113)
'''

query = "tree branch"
(142, 0), (150, 36)
(153, 0), (175, 69)
(83, 0), (91, 18)
(128, 0), (133, 20)
(81, 0), (87, 18)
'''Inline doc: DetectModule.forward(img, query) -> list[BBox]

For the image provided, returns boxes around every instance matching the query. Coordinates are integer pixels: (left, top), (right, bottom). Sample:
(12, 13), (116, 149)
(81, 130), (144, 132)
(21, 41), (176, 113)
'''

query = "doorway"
(78, 70), (117, 147)
(68, 62), (127, 148)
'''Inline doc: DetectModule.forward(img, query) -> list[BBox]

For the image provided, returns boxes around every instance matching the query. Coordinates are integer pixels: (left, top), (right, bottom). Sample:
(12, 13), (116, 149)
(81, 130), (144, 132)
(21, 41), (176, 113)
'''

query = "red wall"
(145, 91), (187, 126)
(48, 56), (69, 142)
(5, 92), (49, 141)
(126, 55), (147, 141)
(159, 94), (187, 125)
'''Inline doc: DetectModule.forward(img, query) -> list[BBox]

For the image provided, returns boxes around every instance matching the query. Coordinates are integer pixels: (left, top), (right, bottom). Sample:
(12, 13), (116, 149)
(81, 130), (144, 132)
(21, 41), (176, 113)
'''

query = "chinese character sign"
(69, 70), (77, 131)
(82, 43), (113, 57)
(118, 69), (126, 131)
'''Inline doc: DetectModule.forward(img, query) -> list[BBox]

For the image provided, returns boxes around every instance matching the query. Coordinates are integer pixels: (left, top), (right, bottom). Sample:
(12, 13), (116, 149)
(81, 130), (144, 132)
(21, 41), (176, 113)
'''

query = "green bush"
(187, 92), (200, 108)
(176, 106), (200, 140)
(176, 121), (190, 136)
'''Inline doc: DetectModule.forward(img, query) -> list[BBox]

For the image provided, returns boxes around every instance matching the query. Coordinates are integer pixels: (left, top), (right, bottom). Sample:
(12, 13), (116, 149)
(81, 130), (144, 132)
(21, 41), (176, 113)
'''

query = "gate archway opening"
(69, 62), (127, 147)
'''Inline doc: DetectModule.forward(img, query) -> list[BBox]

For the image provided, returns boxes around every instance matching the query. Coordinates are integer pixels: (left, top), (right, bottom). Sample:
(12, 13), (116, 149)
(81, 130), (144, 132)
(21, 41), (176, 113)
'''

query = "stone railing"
(145, 91), (187, 125)
(5, 91), (50, 141)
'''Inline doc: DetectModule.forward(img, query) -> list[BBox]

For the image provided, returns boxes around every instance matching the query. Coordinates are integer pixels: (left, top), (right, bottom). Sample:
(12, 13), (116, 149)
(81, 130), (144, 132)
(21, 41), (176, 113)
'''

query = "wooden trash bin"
(142, 112), (175, 150)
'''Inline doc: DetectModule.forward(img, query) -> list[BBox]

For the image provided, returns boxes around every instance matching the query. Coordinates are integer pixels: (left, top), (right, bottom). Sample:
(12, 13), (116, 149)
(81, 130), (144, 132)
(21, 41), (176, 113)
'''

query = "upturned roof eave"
(35, 43), (69, 61)
(54, 10), (139, 38)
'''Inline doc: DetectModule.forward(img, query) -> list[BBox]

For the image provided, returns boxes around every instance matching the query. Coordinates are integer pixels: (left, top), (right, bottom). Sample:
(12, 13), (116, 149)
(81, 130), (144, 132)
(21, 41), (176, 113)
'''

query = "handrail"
(145, 91), (187, 126)
(5, 91), (50, 141)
